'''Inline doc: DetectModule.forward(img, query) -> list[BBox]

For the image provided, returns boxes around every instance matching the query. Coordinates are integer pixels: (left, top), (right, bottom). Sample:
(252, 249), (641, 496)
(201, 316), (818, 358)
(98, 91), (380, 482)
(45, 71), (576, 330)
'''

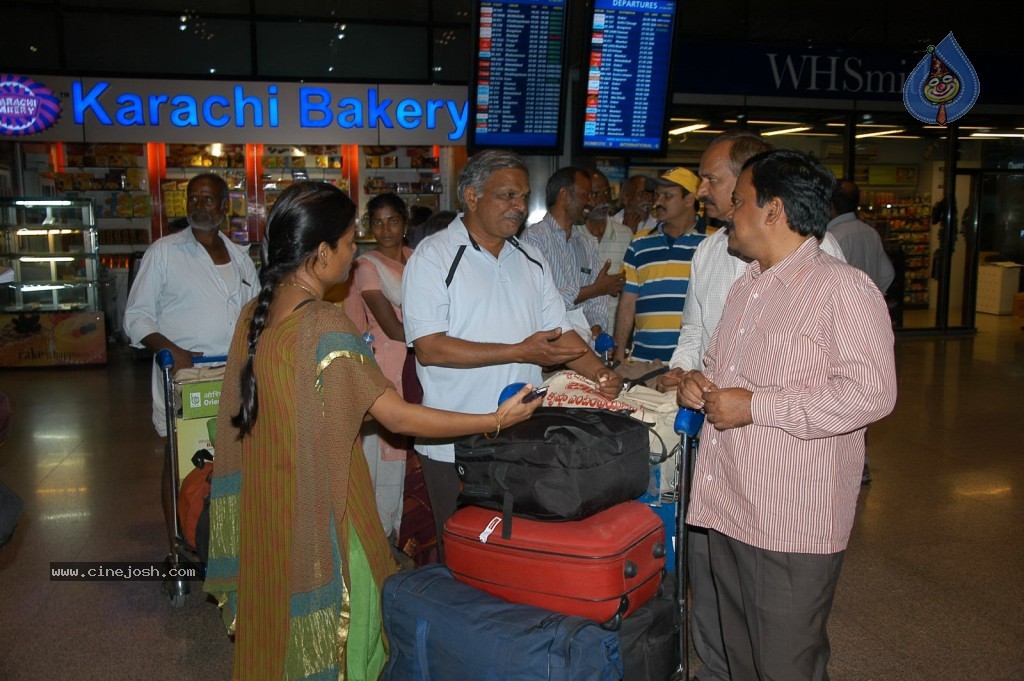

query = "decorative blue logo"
(0, 74), (61, 136)
(903, 33), (979, 125)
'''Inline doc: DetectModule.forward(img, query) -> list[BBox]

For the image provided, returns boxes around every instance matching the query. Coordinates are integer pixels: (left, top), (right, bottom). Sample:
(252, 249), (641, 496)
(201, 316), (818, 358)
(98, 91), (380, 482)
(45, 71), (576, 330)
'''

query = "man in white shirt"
(612, 175), (657, 234)
(827, 180), (895, 293)
(402, 150), (623, 554)
(125, 173), (259, 437)
(584, 169), (633, 336)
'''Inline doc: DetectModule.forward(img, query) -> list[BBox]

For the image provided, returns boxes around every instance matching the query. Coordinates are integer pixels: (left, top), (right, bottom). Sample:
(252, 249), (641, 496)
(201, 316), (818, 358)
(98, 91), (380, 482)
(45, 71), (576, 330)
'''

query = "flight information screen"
(581, 0), (677, 153)
(470, 0), (568, 151)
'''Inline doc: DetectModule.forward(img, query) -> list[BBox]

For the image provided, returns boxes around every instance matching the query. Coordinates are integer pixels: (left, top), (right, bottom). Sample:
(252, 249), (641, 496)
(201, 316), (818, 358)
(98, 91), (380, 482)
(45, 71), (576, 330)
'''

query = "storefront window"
(0, 9), (60, 71)
(256, 22), (428, 81)
(63, 13), (252, 76)
(433, 27), (469, 83)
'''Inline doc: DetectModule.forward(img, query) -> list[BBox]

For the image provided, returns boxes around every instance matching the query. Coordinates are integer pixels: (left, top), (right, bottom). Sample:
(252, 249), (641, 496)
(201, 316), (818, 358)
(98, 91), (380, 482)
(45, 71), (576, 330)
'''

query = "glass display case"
(0, 198), (106, 366)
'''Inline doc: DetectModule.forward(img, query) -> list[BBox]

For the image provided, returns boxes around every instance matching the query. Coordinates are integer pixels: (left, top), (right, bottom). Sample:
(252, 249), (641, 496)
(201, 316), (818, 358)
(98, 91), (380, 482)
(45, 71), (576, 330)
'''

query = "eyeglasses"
(187, 195), (221, 207)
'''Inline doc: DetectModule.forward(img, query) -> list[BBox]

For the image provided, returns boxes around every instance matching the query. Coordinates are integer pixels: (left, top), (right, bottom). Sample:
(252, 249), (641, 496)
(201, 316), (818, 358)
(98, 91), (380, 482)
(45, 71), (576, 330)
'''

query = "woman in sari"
(344, 193), (414, 541)
(204, 182), (539, 680)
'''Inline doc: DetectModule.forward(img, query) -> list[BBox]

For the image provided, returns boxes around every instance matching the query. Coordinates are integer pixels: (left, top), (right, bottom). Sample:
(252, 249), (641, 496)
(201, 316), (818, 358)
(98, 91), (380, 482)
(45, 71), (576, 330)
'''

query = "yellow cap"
(653, 167), (700, 195)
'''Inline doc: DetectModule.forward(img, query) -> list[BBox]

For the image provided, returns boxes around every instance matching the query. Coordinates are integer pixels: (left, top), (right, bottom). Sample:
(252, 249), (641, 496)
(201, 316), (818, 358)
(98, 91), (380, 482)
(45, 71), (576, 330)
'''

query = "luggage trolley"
(667, 407), (704, 681)
(157, 349), (227, 608)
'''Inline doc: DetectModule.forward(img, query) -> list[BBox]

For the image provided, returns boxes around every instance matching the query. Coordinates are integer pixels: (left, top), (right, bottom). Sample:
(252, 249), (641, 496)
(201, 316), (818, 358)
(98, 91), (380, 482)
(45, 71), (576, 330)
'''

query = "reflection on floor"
(1, 315), (1022, 680)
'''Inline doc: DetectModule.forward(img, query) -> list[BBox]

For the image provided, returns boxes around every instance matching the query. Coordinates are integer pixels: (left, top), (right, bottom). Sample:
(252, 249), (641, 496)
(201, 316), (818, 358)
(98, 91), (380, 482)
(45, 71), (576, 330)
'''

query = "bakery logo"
(0, 74), (62, 136)
(903, 33), (979, 125)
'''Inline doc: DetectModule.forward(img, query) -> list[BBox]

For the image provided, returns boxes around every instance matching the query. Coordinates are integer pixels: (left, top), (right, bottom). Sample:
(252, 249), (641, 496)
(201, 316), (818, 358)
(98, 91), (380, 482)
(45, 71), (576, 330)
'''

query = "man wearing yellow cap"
(613, 166), (705, 363)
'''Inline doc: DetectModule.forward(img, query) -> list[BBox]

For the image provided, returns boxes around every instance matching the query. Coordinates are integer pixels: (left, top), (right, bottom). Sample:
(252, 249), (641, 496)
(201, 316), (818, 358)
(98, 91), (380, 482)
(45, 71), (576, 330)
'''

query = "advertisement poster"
(0, 311), (106, 366)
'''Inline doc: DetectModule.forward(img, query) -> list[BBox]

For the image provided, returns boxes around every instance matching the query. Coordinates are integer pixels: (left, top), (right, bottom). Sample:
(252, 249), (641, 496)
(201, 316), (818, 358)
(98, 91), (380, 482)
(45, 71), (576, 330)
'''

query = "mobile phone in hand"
(522, 386), (549, 403)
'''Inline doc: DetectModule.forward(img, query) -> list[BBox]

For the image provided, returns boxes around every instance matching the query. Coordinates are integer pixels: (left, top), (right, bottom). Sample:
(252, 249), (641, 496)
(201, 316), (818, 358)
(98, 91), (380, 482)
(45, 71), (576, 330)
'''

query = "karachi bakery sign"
(0, 74), (470, 146)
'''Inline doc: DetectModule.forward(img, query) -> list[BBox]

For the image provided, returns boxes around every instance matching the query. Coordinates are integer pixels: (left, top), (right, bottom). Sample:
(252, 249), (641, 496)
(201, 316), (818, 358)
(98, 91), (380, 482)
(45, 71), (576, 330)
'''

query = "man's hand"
(591, 260), (626, 297)
(656, 368), (686, 393)
(516, 329), (587, 367)
(592, 367), (623, 398)
(702, 388), (753, 430)
(676, 370), (715, 410)
(167, 345), (203, 375)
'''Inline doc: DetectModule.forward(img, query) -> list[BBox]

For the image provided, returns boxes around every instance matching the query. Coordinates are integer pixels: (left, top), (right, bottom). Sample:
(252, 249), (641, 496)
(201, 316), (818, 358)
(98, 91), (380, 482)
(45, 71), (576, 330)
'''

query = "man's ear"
(764, 197), (785, 226)
(464, 186), (479, 212)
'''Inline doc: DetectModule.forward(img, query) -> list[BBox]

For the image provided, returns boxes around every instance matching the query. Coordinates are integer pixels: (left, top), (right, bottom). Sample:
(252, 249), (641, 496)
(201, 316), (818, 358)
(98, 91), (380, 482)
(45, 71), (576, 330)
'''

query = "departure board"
(581, 0), (677, 153)
(470, 0), (568, 152)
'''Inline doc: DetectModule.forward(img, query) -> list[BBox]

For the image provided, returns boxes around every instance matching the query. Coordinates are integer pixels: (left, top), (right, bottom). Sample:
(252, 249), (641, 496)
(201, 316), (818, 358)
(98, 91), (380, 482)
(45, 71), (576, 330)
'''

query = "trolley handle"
(156, 349), (229, 371)
(674, 407), (705, 438)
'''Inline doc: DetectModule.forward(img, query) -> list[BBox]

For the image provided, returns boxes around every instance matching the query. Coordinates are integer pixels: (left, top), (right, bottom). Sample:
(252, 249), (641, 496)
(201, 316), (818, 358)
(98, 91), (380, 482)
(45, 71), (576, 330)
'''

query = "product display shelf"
(258, 145), (354, 236)
(863, 196), (932, 308)
(0, 197), (107, 366)
(57, 143), (153, 251)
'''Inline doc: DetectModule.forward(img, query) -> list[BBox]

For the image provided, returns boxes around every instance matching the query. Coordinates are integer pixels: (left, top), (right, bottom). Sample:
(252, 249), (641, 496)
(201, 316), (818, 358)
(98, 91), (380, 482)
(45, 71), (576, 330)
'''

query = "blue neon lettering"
(147, 95), (169, 125)
(202, 95), (230, 127)
(446, 100), (469, 141)
(367, 89), (394, 129)
(425, 100), (445, 129)
(169, 95), (199, 127)
(395, 99), (422, 129)
(299, 87), (333, 128)
(267, 85), (279, 127)
(234, 86), (264, 127)
(72, 82), (111, 125)
(337, 97), (363, 128)
(114, 94), (144, 126)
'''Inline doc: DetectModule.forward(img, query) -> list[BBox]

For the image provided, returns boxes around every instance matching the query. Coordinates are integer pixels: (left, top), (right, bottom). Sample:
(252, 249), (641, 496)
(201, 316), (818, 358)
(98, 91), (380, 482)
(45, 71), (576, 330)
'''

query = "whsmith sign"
(674, 41), (1014, 106)
(0, 75), (470, 145)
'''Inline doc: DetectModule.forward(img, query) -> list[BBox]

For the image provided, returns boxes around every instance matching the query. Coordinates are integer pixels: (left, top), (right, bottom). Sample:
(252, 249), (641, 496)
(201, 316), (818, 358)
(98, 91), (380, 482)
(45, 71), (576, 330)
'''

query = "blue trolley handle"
(671, 407), (705, 680)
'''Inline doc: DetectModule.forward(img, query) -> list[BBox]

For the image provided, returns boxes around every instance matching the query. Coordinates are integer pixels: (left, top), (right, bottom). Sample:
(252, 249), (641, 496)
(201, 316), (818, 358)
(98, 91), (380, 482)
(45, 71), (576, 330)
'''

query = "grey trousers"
(708, 530), (845, 681)
(689, 526), (730, 681)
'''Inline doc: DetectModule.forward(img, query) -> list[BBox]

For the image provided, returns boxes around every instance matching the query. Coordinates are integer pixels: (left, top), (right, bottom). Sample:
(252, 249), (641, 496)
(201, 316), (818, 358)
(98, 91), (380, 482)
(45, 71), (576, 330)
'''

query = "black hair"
(545, 166), (589, 208)
(367, 192), (409, 223)
(232, 181), (356, 438)
(741, 149), (835, 239)
(832, 180), (860, 215)
(409, 205), (434, 227)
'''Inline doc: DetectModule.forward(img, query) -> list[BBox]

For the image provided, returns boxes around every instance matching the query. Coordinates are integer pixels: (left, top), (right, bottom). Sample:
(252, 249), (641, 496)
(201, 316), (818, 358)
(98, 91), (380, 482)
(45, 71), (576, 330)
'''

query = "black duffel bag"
(455, 407), (652, 538)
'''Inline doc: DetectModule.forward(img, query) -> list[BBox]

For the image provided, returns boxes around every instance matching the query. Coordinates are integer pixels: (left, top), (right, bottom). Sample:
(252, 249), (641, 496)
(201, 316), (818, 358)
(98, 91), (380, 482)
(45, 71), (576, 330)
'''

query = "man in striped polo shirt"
(678, 150), (897, 680)
(612, 166), (706, 363)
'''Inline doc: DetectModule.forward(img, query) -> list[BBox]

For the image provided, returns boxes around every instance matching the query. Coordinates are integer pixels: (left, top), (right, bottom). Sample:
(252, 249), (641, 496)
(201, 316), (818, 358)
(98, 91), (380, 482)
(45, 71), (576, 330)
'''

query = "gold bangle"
(482, 411), (502, 439)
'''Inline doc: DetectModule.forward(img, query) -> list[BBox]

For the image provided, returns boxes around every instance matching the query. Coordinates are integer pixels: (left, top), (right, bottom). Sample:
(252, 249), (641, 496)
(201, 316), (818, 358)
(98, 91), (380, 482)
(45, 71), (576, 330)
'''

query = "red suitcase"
(443, 501), (666, 628)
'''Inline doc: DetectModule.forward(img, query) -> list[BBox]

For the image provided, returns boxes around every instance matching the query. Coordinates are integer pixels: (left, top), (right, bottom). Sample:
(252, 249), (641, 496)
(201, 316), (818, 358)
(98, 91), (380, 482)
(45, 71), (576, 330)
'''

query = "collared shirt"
(582, 215), (633, 336)
(124, 227), (259, 435)
(670, 229), (847, 371)
(522, 213), (609, 332)
(686, 238), (897, 554)
(402, 215), (570, 463)
(826, 212), (895, 293)
(621, 219), (707, 362)
(613, 209), (657, 235)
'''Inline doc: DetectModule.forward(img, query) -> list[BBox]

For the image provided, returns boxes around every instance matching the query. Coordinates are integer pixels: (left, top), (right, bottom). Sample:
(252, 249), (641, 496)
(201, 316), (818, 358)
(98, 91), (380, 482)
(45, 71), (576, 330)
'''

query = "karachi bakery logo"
(0, 74), (62, 136)
(903, 33), (979, 126)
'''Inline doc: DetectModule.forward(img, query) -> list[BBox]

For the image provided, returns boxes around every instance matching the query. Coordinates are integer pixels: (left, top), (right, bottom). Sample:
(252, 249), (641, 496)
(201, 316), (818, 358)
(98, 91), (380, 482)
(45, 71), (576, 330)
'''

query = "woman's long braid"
(232, 267), (280, 438)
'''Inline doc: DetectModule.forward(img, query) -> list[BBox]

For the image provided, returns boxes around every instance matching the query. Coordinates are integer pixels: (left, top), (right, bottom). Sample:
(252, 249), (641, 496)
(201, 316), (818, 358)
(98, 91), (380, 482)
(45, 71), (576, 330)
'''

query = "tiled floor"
(1, 315), (1022, 680)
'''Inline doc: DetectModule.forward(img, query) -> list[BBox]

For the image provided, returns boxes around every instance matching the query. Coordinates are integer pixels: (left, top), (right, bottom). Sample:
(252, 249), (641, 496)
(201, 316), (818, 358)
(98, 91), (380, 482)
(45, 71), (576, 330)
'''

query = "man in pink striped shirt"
(678, 149), (897, 681)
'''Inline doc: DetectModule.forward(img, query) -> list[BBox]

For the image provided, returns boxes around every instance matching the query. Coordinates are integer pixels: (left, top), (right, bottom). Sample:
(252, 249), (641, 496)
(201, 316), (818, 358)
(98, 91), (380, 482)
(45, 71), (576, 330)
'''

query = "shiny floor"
(1, 315), (1022, 681)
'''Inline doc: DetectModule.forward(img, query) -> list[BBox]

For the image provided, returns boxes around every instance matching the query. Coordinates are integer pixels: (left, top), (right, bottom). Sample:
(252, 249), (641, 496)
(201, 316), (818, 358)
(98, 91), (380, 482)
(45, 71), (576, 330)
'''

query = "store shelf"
(863, 196), (932, 308)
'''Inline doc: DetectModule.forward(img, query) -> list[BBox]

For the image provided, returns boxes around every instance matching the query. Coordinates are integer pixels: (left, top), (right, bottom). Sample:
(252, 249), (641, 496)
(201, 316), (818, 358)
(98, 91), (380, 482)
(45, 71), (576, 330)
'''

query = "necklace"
(282, 281), (320, 299)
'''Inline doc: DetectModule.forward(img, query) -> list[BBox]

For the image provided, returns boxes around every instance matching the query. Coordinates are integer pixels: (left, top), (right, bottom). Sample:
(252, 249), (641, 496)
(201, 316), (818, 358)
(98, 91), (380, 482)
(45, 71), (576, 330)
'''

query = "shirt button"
(711, 439), (717, 445)
(740, 328), (745, 334)
(729, 365), (735, 371)
(707, 475), (713, 481)
(753, 293), (759, 299)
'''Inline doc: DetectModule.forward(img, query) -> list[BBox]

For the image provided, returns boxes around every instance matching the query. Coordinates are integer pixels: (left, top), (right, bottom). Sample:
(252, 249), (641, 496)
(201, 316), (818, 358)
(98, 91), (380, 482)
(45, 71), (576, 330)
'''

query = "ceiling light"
(856, 129), (905, 138)
(763, 126), (811, 137)
(969, 132), (1024, 138)
(669, 123), (708, 135)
